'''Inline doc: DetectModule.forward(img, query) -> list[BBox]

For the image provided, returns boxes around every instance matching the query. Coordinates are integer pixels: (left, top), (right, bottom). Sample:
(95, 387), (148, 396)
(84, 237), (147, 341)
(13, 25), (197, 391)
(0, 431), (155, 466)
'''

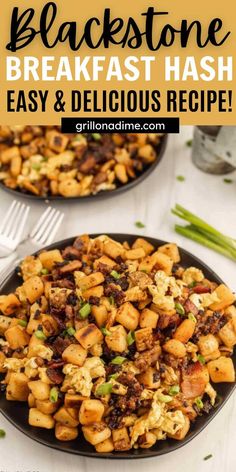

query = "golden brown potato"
(112, 427), (131, 451)
(62, 344), (87, 367)
(64, 394), (87, 408)
(132, 238), (154, 256)
(82, 423), (111, 445)
(29, 408), (55, 429)
(210, 284), (236, 311)
(105, 325), (127, 352)
(76, 272), (105, 291)
(0, 351), (6, 373)
(207, 357), (235, 383)
(75, 323), (103, 349)
(125, 248), (146, 260)
(135, 327), (153, 352)
(79, 399), (105, 425)
(23, 276), (44, 303)
(158, 243), (180, 263)
(198, 334), (219, 357)
(5, 325), (30, 349)
(139, 308), (159, 329)
(137, 367), (160, 389)
(116, 302), (139, 331)
(0, 294), (21, 315)
(6, 373), (29, 401)
(83, 286), (104, 300)
(163, 339), (186, 358)
(173, 319), (196, 344)
(218, 320), (236, 348)
(92, 305), (108, 327)
(36, 400), (59, 415)
(95, 438), (114, 453)
(53, 407), (79, 427)
(28, 393), (36, 408)
(103, 240), (125, 260)
(28, 380), (50, 401)
(55, 423), (78, 441)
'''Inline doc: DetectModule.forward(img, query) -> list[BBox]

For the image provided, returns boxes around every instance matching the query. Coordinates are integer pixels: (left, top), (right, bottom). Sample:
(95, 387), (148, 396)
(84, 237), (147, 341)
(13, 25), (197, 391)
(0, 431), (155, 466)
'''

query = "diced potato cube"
(210, 284), (236, 311)
(158, 243), (180, 263)
(64, 394), (87, 408)
(82, 423), (111, 445)
(198, 334), (219, 356)
(140, 308), (159, 329)
(125, 248), (146, 260)
(132, 238), (154, 256)
(207, 357), (235, 383)
(79, 399), (105, 425)
(105, 325), (127, 352)
(39, 249), (63, 270)
(163, 339), (186, 358)
(28, 380), (50, 401)
(95, 438), (114, 453)
(5, 325), (30, 349)
(103, 240), (125, 260)
(135, 327), (153, 351)
(28, 393), (36, 408)
(77, 272), (104, 291)
(116, 302), (139, 330)
(152, 251), (173, 275)
(137, 367), (160, 389)
(92, 305), (108, 327)
(62, 344), (87, 366)
(173, 319), (196, 344)
(112, 427), (131, 451)
(0, 294), (21, 315)
(75, 323), (103, 349)
(94, 255), (116, 269)
(0, 351), (6, 373)
(218, 320), (236, 347)
(23, 276), (44, 303)
(6, 372), (29, 401)
(36, 400), (58, 415)
(54, 407), (79, 427)
(55, 423), (78, 441)
(29, 408), (55, 429)
(83, 286), (104, 300)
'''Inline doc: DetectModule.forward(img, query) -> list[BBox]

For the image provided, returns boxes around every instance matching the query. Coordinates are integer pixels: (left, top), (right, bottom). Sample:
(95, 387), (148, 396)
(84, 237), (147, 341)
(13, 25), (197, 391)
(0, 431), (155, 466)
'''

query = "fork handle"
(0, 255), (20, 289)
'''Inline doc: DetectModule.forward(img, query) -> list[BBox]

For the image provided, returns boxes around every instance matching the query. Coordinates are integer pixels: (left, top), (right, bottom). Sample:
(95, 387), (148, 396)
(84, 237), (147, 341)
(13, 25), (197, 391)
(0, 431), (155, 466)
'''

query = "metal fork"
(0, 200), (30, 257)
(0, 206), (64, 286)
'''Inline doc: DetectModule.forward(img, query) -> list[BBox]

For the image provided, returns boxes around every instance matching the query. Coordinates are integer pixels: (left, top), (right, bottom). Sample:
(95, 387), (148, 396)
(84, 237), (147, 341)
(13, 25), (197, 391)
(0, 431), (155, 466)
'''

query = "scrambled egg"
(3, 358), (25, 372)
(24, 357), (39, 378)
(63, 364), (92, 396)
(148, 271), (182, 311)
(32, 345), (54, 361)
(182, 267), (204, 285)
(83, 357), (106, 378)
(189, 291), (220, 310)
(130, 390), (185, 446)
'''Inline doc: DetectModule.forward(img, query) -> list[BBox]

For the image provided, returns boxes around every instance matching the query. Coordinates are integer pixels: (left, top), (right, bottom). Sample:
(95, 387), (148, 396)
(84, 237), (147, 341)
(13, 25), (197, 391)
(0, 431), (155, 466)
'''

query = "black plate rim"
(0, 233), (235, 460)
(0, 136), (167, 202)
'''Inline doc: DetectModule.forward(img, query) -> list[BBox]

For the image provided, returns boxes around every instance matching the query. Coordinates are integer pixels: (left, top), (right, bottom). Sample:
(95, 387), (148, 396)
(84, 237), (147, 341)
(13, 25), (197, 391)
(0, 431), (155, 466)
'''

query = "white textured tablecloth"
(0, 126), (236, 472)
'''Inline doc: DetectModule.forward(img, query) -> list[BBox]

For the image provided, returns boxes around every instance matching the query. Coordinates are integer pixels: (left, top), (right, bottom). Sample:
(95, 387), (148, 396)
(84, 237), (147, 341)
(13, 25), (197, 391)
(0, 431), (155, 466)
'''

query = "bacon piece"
(181, 361), (208, 399)
(184, 299), (198, 315)
(46, 367), (64, 385)
(193, 285), (211, 294)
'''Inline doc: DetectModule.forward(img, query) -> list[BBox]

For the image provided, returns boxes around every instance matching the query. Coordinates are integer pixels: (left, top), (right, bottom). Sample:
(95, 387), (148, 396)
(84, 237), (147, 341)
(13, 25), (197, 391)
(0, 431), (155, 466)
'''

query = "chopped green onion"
(50, 387), (59, 403)
(186, 139), (192, 147)
(96, 382), (113, 396)
(168, 385), (180, 396)
(109, 373), (119, 380)
(41, 268), (49, 275)
(0, 429), (6, 438)
(175, 302), (185, 316)
(32, 163), (41, 171)
(188, 313), (197, 323)
(135, 221), (145, 229)
(110, 270), (120, 280)
(195, 397), (203, 409)
(109, 296), (115, 305)
(188, 281), (197, 288)
(176, 175), (185, 182)
(127, 331), (135, 346)
(203, 454), (213, 461)
(79, 303), (91, 319)
(18, 319), (27, 327)
(197, 354), (206, 365)
(223, 178), (233, 184)
(67, 327), (75, 336)
(158, 394), (172, 403)
(92, 133), (102, 141)
(35, 330), (46, 340)
(101, 327), (111, 336)
(111, 356), (126, 365)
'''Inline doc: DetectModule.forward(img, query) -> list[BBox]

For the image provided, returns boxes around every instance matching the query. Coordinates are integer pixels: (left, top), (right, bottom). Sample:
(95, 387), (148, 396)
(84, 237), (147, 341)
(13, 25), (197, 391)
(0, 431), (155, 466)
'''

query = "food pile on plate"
(0, 127), (163, 198)
(0, 235), (235, 452)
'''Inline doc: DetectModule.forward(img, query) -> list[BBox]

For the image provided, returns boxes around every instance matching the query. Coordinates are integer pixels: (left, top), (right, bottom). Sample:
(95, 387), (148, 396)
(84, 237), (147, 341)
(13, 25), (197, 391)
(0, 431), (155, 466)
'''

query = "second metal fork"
(0, 206), (64, 286)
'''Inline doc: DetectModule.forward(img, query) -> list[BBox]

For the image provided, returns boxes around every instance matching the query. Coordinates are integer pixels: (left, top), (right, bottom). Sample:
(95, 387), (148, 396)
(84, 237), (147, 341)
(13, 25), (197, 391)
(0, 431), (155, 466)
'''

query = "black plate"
(0, 136), (167, 202)
(0, 234), (235, 459)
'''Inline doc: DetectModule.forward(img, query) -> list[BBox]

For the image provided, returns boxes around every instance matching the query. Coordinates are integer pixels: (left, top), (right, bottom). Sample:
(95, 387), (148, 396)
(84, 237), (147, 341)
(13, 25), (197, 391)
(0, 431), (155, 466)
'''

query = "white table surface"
(0, 126), (236, 472)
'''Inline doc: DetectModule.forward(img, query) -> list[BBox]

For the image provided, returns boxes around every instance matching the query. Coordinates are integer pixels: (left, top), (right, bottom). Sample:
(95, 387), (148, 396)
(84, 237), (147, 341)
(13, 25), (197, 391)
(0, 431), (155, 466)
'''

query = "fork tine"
(0, 200), (17, 233)
(30, 206), (53, 238)
(9, 203), (27, 240)
(10, 205), (30, 242)
(36, 210), (62, 245)
(31, 208), (57, 242)
(43, 212), (64, 245)
(3, 201), (21, 237)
